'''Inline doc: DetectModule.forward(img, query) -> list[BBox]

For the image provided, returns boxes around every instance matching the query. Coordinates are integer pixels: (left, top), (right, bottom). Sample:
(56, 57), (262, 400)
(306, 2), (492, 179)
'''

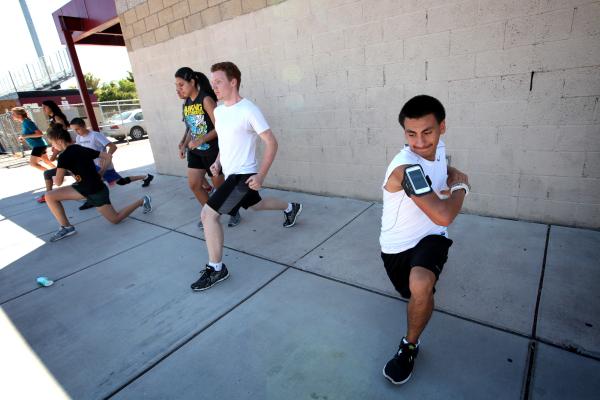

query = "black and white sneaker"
(142, 195), (152, 214)
(383, 338), (419, 385)
(142, 174), (154, 187)
(283, 203), (302, 228)
(191, 264), (229, 291)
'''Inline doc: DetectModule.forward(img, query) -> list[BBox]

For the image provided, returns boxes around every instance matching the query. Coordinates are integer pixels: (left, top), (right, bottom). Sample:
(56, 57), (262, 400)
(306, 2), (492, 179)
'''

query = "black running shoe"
(383, 338), (419, 385)
(191, 264), (229, 291)
(79, 201), (94, 210)
(283, 203), (302, 228)
(142, 174), (154, 187)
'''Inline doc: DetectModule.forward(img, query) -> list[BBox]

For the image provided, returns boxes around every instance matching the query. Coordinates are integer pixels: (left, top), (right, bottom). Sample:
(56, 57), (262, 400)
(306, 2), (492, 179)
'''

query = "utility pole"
(18, 0), (51, 85)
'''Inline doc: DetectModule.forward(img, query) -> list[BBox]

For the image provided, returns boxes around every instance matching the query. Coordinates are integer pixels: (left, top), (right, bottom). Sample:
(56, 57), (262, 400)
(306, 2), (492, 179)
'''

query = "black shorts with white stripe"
(206, 173), (262, 216)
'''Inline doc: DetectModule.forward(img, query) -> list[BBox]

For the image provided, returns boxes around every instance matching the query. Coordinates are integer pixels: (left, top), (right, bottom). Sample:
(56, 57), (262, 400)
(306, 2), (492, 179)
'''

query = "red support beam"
(60, 15), (99, 131)
(76, 34), (125, 46)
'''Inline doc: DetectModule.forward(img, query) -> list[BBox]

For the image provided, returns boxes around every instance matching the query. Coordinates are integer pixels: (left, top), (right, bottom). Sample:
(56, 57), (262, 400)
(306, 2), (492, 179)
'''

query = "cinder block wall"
(115, 0), (600, 228)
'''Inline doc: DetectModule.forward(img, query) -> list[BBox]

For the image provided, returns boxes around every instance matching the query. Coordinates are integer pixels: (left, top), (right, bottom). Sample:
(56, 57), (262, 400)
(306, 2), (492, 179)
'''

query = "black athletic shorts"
(381, 234), (453, 299)
(31, 146), (48, 157)
(187, 150), (220, 176)
(206, 173), (262, 216)
(73, 184), (111, 208)
(43, 168), (71, 180)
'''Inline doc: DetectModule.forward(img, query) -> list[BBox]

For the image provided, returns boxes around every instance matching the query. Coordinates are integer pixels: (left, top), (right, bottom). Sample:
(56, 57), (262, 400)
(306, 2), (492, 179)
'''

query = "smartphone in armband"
(402, 164), (432, 197)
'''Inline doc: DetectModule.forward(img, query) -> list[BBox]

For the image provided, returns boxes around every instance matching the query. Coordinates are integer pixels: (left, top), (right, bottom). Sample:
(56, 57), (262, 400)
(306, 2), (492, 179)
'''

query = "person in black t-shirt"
(44, 125), (152, 242)
(175, 67), (241, 228)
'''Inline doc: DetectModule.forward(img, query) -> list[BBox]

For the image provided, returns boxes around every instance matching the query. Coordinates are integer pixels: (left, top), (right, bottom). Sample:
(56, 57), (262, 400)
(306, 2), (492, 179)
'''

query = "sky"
(0, 0), (133, 85)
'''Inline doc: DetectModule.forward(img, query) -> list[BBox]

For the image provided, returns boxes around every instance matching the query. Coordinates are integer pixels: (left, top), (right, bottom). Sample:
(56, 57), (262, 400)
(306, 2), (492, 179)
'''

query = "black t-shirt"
(57, 144), (105, 195)
(182, 92), (218, 155)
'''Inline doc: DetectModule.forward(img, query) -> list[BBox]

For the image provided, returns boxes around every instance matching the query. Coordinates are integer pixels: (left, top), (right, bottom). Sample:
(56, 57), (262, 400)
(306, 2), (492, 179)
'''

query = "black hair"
(42, 100), (68, 126)
(46, 123), (72, 143)
(174, 67), (217, 102)
(69, 117), (86, 127)
(398, 95), (446, 128)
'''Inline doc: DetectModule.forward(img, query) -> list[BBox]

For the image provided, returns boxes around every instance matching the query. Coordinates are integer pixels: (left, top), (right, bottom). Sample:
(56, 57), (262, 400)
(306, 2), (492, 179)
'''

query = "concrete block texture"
(123, 8), (138, 25)
(189, 0), (208, 13)
(145, 13), (159, 30)
(505, 9), (574, 48)
(123, 0), (600, 227)
(572, 2), (600, 37)
(427, 0), (478, 33)
(135, 2), (150, 19)
(171, 0), (191, 21)
(148, 0), (163, 13)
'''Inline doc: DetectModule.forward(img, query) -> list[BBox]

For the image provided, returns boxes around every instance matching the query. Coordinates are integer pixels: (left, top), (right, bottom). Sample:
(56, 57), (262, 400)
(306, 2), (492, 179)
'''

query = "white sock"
(209, 262), (222, 271)
(284, 203), (293, 213)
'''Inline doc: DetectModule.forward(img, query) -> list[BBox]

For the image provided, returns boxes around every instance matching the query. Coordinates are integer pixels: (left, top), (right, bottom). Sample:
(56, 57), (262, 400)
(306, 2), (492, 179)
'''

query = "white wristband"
(450, 182), (470, 196)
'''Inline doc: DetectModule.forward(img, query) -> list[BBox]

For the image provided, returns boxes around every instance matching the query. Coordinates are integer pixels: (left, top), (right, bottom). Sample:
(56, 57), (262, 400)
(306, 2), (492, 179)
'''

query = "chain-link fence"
(0, 99), (143, 155)
(0, 113), (25, 155)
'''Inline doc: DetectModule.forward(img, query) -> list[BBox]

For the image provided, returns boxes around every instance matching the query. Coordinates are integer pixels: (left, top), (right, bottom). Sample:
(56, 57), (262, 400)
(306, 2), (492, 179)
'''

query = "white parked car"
(100, 108), (147, 140)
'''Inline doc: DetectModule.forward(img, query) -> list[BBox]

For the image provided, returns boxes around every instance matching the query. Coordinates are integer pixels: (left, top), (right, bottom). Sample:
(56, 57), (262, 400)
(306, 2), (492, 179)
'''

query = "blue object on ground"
(36, 277), (54, 287)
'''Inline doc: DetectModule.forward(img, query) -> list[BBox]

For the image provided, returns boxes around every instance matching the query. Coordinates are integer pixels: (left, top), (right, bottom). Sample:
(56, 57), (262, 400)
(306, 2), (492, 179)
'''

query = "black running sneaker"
(79, 201), (94, 210)
(283, 203), (302, 228)
(142, 174), (154, 187)
(191, 265), (229, 291)
(383, 338), (419, 385)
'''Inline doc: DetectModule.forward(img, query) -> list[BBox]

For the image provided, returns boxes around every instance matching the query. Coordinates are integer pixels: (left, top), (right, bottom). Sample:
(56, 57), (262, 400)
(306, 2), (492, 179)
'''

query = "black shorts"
(73, 184), (111, 208)
(31, 146), (47, 157)
(381, 234), (453, 299)
(44, 168), (71, 180)
(187, 150), (220, 176)
(44, 168), (57, 180)
(206, 174), (262, 216)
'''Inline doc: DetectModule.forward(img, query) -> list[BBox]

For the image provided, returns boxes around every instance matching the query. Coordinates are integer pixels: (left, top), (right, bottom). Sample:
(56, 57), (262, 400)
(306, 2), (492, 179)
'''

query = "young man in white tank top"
(380, 95), (470, 385)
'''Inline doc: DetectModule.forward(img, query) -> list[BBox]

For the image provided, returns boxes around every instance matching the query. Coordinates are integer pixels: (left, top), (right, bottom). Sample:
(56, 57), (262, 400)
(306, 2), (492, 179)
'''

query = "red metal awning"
(52, 0), (124, 46)
(52, 0), (125, 130)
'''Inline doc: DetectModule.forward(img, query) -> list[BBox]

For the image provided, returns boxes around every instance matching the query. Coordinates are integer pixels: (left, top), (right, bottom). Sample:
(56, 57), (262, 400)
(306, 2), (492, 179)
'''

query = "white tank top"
(380, 141), (449, 254)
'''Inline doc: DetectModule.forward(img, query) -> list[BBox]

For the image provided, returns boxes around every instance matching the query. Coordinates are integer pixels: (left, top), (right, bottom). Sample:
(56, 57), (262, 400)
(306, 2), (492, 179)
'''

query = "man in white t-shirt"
(70, 118), (153, 210)
(379, 95), (470, 386)
(190, 62), (303, 291)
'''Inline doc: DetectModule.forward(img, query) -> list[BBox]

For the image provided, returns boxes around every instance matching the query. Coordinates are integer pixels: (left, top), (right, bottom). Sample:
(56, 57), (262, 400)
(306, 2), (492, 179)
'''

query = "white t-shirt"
(213, 98), (270, 177)
(379, 141), (449, 254)
(75, 130), (113, 169)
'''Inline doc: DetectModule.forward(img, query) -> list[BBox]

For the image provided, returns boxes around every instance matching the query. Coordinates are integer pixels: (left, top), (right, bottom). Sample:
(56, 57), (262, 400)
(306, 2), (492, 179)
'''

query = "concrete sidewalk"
(1, 140), (599, 399)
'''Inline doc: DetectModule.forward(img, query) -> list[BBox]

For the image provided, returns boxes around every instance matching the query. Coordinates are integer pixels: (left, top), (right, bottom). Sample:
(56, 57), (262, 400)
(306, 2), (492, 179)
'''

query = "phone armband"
(402, 164), (433, 197)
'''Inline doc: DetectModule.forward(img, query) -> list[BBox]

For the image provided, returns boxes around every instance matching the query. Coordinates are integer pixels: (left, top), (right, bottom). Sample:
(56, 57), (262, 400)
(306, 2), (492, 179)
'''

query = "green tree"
(96, 76), (137, 101)
(84, 73), (101, 92)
